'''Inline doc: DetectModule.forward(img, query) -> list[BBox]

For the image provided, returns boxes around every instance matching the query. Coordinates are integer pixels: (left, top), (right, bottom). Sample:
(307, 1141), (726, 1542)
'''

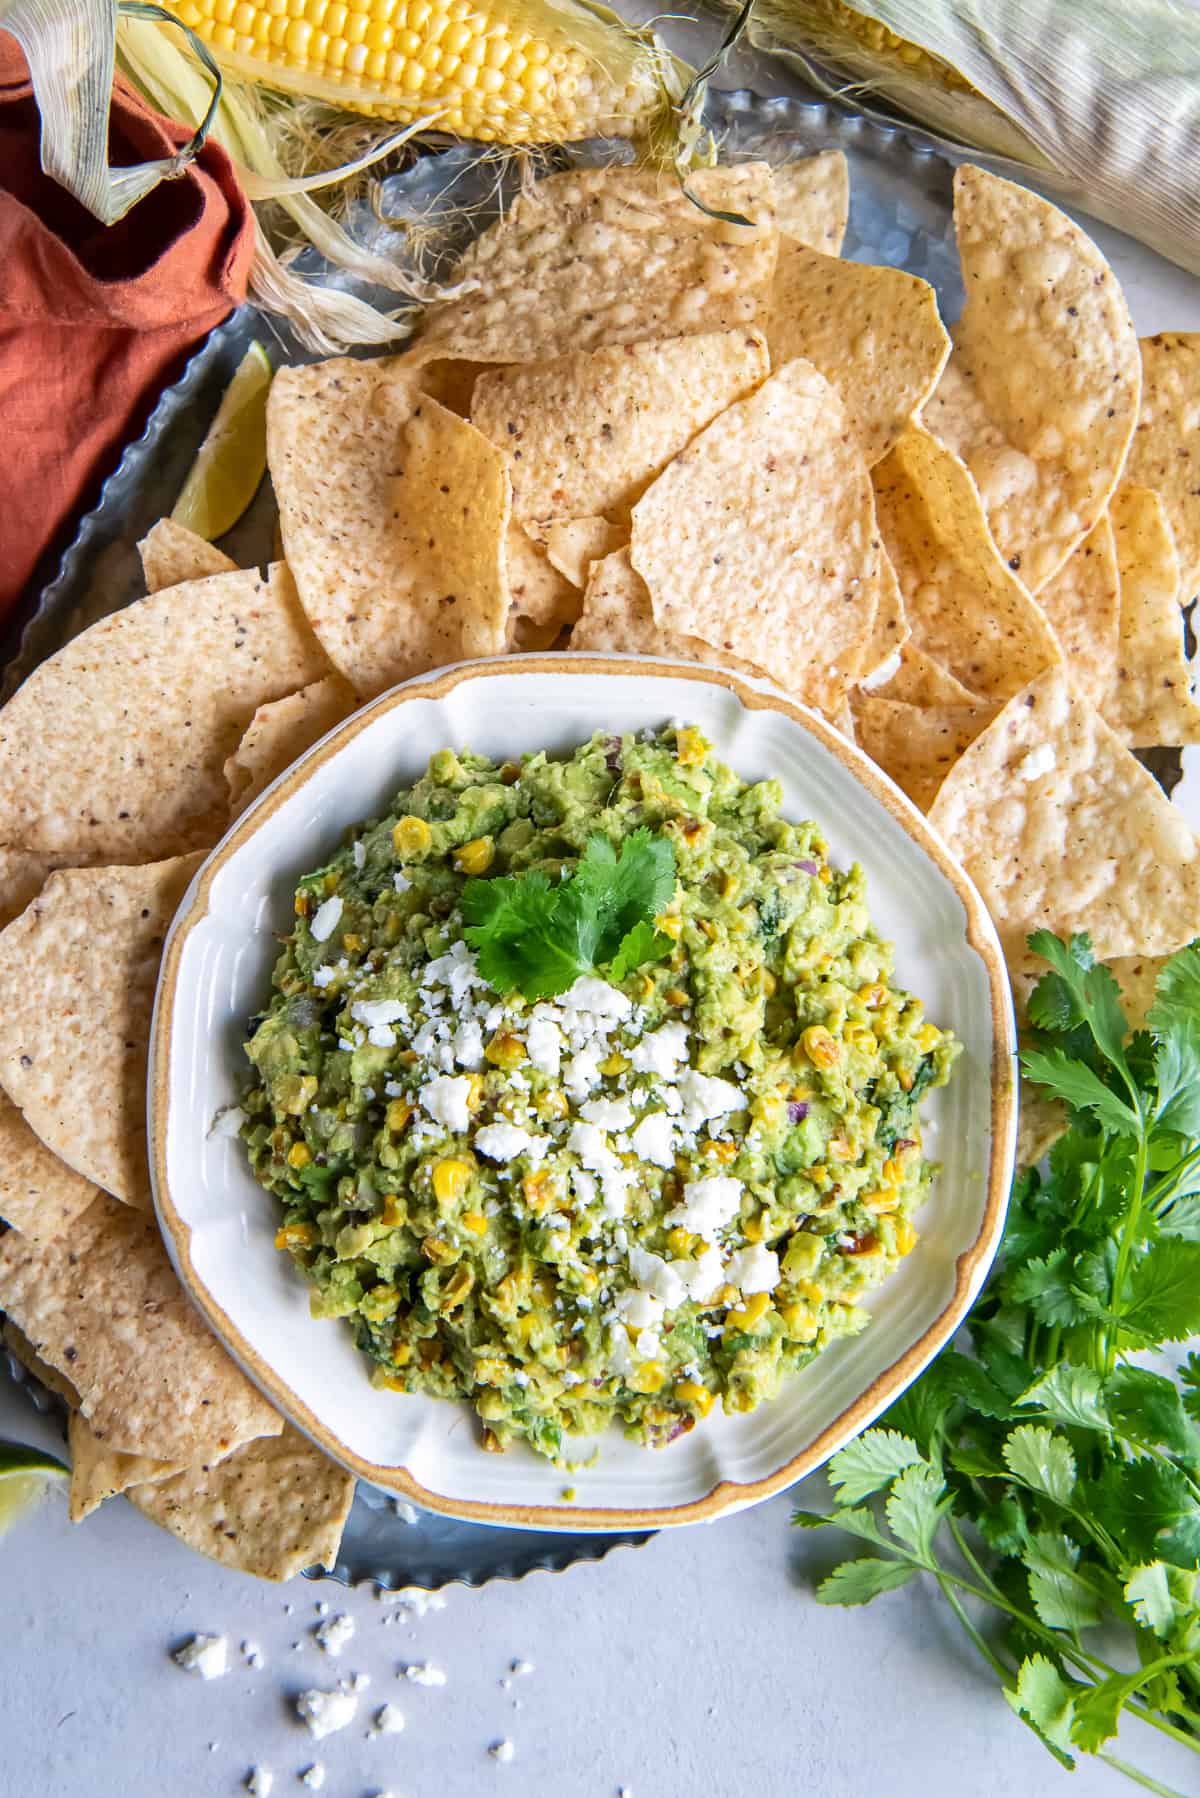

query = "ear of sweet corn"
(162, 0), (680, 142)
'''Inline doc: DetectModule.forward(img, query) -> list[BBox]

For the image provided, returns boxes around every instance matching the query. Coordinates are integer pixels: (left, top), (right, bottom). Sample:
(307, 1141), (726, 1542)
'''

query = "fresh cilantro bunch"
(796, 932), (1200, 1793)
(461, 826), (676, 1000)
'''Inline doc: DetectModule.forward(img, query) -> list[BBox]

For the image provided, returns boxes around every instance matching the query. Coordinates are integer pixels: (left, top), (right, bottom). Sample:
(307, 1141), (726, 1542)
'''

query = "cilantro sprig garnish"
(461, 827), (676, 1000)
(797, 932), (1200, 1793)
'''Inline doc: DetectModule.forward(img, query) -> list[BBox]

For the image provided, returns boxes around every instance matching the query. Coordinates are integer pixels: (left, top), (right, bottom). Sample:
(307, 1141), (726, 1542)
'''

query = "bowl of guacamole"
(240, 723), (959, 1465)
(152, 660), (1014, 1527)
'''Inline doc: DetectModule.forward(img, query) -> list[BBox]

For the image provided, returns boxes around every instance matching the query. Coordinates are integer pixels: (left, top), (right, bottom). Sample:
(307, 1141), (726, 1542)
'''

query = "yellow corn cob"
(163, 0), (677, 143)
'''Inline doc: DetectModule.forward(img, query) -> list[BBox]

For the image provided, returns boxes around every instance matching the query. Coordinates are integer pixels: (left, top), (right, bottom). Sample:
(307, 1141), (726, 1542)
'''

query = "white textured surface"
(155, 663), (1010, 1522)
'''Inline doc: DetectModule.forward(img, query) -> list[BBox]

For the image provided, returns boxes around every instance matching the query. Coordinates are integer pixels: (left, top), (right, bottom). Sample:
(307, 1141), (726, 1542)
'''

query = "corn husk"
(717, 0), (1200, 277)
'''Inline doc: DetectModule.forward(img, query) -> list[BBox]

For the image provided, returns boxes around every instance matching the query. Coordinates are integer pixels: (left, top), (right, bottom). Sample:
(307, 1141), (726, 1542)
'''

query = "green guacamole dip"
(241, 725), (959, 1462)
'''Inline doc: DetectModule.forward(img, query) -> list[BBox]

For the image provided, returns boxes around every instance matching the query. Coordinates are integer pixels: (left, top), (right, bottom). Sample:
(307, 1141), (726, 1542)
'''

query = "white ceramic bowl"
(150, 656), (1016, 1531)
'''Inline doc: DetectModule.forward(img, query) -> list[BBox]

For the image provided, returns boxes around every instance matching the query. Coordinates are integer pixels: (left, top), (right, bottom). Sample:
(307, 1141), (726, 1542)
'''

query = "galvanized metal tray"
(1, 87), (961, 1588)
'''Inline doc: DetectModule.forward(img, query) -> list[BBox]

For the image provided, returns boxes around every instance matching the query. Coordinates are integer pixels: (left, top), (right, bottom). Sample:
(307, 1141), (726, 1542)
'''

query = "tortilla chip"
(855, 548), (910, 686)
(571, 546), (769, 684)
(1104, 483), (1200, 748)
(416, 164), (778, 364)
(504, 523), (580, 632)
(768, 246), (949, 465)
(270, 359), (511, 697)
(470, 330), (770, 533)
(873, 422), (1062, 699)
(3, 1317), (79, 1405)
(926, 664), (1200, 963)
(0, 856), (201, 1207)
(1125, 334), (1200, 604)
(415, 356), (496, 417)
(138, 518), (237, 593)
(868, 643), (981, 707)
(129, 1425), (355, 1581)
(0, 848), (76, 930)
(1016, 1088), (1067, 1168)
(1035, 517), (1120, 710)
(0, 1193), (283, 1461)
(544, 517), (626, 590)
(505, 612), (565, 652)
(924, 167), (1140, 593)
(67, 1408), (183, 1523)
(772, 151), (850, 254)
(0, 1094), (98, 1242)
(0, 564), (327, 861)
(631, 358), (879, 713)
(225, 676), (357, 817)
(853, 694), (998, 811)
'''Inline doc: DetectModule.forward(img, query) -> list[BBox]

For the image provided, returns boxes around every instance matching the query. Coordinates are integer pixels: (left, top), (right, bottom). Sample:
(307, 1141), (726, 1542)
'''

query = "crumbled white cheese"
(579, 1095), (635, 1131)
(423, 940), (483, 1004)
(725, 1243), (781, 1295)
(510, 1659), (534, 1676)
(526, 1012), (563, 1076)
(309, 895), (343, 943)
(563, 1044), (604, 1101)
(382, 1588), (447, 1617)
(241, 1639), (264, 1670)
(418, 1074), (475, 1133)
(244, 1769), (273, 1796)
(312, 966), (336, 988)
(475, 1122), (538, 1163)
(626, 1247), (690, 1308)
(299, 1766), (326, 1791)
(390, 1499), (419, 1526)
(560, 976), (632, 1025)
(630, 1020), (689, 1076)
(351, 999), (407, 1030)
(295, 1688), (358, 1740)
(614, 1288), (664, 1331)
(352, 840), (367, 870)
(172, 1634), (228, 1680)
(676, 1070), (744, 1131)
(668, 1174), (743, 1238)
(1016, 742), (1057, 783)
(373, 1703), (406, 1735)
(451, 1019), (485, 1070)
(489, 1740), (516, 1763)
(567, 1120), (633, 1219)
(314, 1613), (355, 1657)
(404, 1662), (448, 1687)
(393, 872), (411, 894)
(209, 1105), (245, 1139)
(629, 1111), (674, 1169)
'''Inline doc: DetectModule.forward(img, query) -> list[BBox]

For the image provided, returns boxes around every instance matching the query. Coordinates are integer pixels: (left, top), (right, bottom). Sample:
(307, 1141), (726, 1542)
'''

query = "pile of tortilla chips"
(0, 152), (1198, 1571)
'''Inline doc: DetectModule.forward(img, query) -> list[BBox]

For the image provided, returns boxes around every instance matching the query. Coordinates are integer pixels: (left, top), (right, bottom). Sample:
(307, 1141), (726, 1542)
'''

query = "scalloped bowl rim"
(150, 654), (1016, 1532)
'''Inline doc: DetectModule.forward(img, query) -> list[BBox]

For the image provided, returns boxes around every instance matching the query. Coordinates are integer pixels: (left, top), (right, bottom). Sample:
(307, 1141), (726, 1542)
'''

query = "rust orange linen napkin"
(0, 34), (254, 627)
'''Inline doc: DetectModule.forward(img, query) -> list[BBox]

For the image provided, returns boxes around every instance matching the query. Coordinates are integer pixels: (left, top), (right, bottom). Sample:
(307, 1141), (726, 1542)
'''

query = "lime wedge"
(171, 341), (273, 542)
(0, 1438), (68, 1537)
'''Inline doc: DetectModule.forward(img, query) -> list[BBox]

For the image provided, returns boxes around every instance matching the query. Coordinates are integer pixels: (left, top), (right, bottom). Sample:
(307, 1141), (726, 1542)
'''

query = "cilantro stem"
(1146, 1145), (1200, 1216)
(1105, 1128), (1150, 1377)
(1098, 1752), (1191, 1798)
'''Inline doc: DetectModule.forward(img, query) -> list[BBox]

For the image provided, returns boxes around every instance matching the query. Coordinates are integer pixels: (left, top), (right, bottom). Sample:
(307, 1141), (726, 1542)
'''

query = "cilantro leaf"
(573, 829), (676, 963)
(1123, 1562), (1179, 1639)
(1092, 1458), (1200, 1570)
(1007, 1247), (1095, 1328)
(1107, 1366), (1199, 1462)
(461, 830), (676, 999)
(607, 919), (672, 983)
(1002, 1425), (1076, 1507)
(1004, 1655), (1077, 1760)
(976, 1492), (1030, 1557)
(1120, 1241), (1200, 1345)
(1017, 1365), (1110, 1434)
(1019, 1049), (1141, 1137)
(792, 1505), (891, 1550)
(1022, 1531), (1105, 1630)
(826, 1430), (925, 1505)
(1026, 931), (1133, 1078)
(884, 1461), (946, 1559)
(932, 1351), (1015, 1420)
(1071, 1670), (1150, 1753)
(815, 1557), (918, 1606)
(1180, 1353), (1200, 1423)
